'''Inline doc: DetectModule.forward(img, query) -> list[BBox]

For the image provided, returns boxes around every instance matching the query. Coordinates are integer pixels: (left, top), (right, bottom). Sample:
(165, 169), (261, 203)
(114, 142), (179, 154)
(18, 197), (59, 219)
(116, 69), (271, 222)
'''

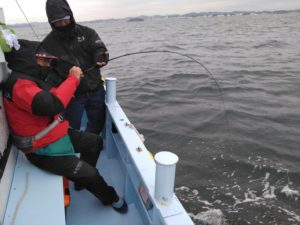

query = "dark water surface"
(14, 12), (300, 225)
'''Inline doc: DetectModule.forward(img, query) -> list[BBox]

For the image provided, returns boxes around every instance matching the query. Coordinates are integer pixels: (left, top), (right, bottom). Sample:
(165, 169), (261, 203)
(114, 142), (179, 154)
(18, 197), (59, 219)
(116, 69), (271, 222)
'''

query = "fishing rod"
(86, 50), (227, 115)
(86, 50), (223, 98)
(15, 0), (40, 41)
(48, 50), (227, 120)
(110, 50), (224, 101)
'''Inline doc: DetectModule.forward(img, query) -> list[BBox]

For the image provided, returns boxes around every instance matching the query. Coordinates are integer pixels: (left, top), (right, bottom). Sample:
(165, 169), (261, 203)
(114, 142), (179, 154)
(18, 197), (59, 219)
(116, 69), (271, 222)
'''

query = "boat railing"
(104, 77), (194, 225)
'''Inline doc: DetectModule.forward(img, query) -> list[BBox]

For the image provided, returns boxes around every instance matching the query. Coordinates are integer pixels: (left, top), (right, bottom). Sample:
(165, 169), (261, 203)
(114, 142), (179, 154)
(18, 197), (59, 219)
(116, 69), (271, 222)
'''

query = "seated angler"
(3, 39), (127, 213)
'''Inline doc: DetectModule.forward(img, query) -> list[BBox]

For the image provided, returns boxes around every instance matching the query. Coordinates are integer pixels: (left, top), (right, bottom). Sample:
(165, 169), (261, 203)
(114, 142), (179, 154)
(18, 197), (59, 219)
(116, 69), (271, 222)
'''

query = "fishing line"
(15, 0), (40, 41)
(109, 50), (223, 101)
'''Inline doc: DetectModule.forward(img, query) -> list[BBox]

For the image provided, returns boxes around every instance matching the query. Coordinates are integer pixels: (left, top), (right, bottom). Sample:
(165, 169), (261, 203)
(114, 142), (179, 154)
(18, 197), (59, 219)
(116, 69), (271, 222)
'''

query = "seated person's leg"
(68, 128), (102, 167)
(25, 153), (118, 205)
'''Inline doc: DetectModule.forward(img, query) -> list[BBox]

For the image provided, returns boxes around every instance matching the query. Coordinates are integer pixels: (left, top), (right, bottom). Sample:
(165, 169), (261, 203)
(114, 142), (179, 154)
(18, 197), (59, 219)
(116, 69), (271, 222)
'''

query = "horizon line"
(6, 8), (300, 26)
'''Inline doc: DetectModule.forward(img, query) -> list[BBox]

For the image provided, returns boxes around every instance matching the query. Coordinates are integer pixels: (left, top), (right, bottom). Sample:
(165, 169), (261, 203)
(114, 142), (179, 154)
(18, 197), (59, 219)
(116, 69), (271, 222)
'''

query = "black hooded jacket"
(4, 39), (64, 116)
(42, 0), (108, 95)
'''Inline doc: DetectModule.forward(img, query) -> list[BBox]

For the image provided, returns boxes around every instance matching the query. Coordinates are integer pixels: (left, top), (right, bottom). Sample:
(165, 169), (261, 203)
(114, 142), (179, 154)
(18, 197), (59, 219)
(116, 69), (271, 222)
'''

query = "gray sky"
(1, 0), (300, 24)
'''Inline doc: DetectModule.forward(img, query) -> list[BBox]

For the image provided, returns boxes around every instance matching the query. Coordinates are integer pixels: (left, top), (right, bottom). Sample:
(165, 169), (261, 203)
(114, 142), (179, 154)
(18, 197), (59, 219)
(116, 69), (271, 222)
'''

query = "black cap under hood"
(46, 0), (76, 38)
(4, 39), (42, 78)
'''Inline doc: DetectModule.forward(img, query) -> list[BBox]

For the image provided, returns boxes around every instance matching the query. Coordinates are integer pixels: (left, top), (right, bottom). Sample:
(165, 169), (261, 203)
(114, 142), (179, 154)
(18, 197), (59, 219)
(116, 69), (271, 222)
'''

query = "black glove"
(50, 59), (74, 79)
(96, 51), (109, 67)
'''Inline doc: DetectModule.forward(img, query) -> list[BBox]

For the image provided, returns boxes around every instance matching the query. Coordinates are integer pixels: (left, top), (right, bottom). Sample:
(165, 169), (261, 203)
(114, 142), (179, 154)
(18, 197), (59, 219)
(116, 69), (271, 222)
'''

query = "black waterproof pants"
(26, 128), (118, 205)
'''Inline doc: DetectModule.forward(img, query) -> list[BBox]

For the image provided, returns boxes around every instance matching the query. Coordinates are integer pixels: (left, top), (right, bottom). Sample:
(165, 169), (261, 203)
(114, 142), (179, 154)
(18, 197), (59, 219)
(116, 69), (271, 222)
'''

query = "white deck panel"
(3, 153), (65, 225)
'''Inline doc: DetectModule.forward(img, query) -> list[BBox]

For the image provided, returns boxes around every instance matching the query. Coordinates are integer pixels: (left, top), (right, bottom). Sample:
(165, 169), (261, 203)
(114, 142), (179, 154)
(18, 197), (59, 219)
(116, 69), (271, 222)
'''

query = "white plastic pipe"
(154, 151), (179, 205)
(105, 77), (116, 104)
(0, 8), (4, 23)
(0, 8), (5, 63)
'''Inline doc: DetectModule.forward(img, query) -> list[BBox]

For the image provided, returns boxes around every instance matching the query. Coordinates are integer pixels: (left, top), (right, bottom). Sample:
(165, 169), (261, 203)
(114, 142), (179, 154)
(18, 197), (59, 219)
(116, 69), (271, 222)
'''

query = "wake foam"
(189, 209), (226, 225)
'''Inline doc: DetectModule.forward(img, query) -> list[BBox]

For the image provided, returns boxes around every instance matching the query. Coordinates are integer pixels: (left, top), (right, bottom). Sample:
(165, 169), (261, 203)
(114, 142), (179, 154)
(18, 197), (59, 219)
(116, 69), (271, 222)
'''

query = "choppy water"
(13, 12), (300, 225)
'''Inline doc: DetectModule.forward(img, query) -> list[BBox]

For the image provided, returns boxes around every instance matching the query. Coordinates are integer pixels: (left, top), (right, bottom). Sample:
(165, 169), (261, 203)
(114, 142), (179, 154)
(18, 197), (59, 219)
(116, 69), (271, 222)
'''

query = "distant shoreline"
(8, 9), (300, 27)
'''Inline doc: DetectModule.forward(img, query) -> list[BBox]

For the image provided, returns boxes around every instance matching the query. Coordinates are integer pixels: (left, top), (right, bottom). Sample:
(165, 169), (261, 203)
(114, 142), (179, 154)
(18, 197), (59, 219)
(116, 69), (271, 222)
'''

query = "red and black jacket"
(3, 72), (79, 152)
(3, 39), (80, 153)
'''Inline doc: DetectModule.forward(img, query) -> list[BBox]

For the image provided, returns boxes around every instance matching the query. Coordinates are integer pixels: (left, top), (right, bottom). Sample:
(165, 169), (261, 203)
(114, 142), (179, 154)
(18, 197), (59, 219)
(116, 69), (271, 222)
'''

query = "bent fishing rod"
(87, 50), (226, 111)
(39, 50), (229, 128)
(109, 50), (224, 104)
(104, 50), (230, 130)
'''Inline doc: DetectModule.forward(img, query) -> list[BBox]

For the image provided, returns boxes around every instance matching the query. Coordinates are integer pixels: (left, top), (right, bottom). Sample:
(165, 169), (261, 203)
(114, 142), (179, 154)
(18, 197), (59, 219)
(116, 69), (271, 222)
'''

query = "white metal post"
(154, 151), (179, 205)
(105, 77), (117, 104)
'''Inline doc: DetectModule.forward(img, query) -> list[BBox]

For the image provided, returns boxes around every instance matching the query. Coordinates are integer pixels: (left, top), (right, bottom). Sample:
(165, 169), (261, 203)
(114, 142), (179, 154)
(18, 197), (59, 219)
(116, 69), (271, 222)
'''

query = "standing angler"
(42, 0), (109, 134)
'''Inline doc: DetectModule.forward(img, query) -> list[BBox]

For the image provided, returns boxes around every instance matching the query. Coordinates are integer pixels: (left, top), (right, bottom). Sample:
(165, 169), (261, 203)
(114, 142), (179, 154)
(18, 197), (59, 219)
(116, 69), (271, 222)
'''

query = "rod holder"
(154, 151), (179, 205)
(105, 77), (117, 104)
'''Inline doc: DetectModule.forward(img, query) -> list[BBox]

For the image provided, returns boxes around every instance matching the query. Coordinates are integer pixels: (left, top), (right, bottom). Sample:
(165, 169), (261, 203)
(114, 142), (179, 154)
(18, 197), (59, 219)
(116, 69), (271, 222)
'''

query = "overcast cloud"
(1, 0), (300, 24)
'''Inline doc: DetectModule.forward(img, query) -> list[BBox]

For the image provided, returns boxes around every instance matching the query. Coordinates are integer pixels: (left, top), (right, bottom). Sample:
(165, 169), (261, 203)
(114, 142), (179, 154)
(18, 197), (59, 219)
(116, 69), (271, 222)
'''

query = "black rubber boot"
(74, 183), (84, 191)
(112, 197), (128, 214)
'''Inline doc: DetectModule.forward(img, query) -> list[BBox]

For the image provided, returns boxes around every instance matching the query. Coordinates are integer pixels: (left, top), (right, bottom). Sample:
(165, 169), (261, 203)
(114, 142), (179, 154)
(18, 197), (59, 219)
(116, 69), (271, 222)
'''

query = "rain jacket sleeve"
(12, 75), (79, 117)
(86, 28), (109, 64)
